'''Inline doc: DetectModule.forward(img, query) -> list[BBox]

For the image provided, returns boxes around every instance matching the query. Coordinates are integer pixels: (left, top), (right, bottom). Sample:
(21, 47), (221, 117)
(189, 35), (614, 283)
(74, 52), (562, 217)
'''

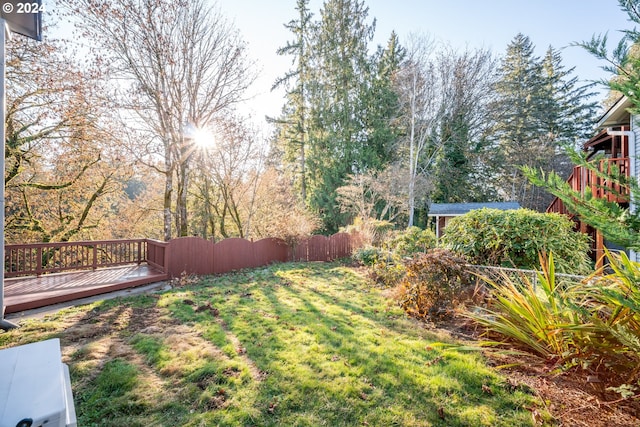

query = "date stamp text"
(2, 2), (45, 14)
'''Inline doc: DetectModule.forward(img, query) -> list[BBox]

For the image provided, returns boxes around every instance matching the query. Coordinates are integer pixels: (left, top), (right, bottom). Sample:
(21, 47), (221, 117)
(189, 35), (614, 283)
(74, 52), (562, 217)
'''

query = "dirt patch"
(504, 365), (640, 427)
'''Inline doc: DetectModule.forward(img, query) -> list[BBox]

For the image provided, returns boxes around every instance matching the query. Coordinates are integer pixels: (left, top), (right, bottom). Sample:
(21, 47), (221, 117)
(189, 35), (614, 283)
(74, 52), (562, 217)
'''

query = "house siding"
(630, 115), (640, 262)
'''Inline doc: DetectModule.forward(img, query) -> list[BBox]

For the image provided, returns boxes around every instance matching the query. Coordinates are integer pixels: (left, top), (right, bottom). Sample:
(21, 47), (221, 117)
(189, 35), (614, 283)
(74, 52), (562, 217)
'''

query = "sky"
(217, 0), (633, 126)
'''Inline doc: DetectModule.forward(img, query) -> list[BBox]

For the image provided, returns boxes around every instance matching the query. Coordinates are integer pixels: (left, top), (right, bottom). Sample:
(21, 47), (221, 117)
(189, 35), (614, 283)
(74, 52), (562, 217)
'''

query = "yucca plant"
(467, 253), (592, 362)
(469, 250), (640, 384)
(579, 250), (640, 380)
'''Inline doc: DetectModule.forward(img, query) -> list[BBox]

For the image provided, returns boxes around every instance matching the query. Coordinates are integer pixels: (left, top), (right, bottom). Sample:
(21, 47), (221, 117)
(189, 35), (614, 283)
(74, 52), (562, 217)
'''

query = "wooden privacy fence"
(165, 232), (360, 277)
(4, 233), (362, 279)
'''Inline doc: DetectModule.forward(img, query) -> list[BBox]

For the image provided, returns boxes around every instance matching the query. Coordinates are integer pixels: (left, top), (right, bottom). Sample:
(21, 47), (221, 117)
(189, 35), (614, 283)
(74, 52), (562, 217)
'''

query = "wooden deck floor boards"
(4, 264), (168, 314)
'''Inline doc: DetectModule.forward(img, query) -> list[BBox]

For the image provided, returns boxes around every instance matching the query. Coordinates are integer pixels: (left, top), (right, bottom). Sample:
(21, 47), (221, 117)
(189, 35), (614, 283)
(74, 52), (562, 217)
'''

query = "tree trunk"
(407, 69), (417, 228)
(177, 159), (189, 237)
(163, 139), (173, 241)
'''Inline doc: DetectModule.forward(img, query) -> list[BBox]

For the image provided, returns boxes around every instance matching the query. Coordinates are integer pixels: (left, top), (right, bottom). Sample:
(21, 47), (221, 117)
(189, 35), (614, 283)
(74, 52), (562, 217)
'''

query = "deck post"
(36, 246), (43, 276)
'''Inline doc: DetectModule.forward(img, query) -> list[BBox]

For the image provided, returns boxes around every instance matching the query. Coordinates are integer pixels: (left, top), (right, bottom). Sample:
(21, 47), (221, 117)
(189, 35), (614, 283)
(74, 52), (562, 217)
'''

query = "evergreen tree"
(273, 2), (407, 232)
(539, 46), (598, 144)
(272, 0), (314, 201)
(492, 34), (547, 207)
(306, 0), (377, 232)
(361, 32), (405, 171)
(272, 0), (401, 232)
(492, 34), (597, 210)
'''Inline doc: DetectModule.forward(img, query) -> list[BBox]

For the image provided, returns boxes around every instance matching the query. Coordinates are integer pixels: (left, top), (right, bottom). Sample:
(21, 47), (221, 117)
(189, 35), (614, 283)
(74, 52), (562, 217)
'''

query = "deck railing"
(547, 157), (630, 215)
(576, 157), (629, 202)
(4, 239), (159, 278)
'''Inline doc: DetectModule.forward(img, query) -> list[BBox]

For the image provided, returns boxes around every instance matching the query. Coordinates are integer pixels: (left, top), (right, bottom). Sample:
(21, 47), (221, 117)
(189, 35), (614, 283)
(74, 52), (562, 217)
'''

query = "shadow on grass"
(0, 262), (544, 427)
(173, 262), (541, 426)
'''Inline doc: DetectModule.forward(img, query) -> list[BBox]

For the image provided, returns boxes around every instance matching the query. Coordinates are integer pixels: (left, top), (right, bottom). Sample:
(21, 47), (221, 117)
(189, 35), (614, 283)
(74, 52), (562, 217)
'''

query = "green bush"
(385, 226), (437, 258)
(352, 246), (388, 266)
(394, 249), (477, 321)
(354, 227), (437, 288)
(441, 208), (591, 274)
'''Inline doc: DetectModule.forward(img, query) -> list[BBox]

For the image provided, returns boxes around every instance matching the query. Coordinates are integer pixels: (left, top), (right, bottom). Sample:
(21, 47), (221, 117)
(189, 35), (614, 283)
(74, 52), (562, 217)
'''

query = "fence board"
(253, 238), (289, 266)
(292, 239), (308, 262)
(329, 233), (351, 260)
(308, 235), (330, 261)
(213, 238), (255, 274)
(166, 237), (214, 276)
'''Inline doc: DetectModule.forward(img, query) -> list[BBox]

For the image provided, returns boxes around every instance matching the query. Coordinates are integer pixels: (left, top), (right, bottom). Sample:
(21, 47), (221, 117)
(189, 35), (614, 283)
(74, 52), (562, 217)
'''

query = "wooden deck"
(4, 264), (169, 314)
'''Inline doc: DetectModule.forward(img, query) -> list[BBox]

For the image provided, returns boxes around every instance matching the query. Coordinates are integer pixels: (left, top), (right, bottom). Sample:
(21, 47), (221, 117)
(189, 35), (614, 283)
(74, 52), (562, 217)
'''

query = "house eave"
(597, 96), (633, 128)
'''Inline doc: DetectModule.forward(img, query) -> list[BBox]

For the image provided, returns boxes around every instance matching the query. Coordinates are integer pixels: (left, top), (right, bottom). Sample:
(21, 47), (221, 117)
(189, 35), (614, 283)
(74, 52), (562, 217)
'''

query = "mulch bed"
(434, 317), (640, 427)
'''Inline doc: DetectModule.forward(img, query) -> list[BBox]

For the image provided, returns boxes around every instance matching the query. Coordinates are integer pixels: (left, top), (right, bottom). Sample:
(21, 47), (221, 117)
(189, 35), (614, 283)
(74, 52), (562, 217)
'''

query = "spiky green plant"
(580, 250), (640, 380)
(469, 250), (640, 383)
(466, 253), (592, 361)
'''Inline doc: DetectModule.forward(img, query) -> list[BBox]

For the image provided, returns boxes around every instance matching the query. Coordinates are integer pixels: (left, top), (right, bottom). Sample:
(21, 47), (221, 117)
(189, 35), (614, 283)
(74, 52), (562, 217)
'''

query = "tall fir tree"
(272, 0), (314, 202)
(492, 34), (597, 210)
(306, 0), (377, 232)
(493, 33), (546, 207)
(361, 31), (405, 171)
(272, 0), (401, 232)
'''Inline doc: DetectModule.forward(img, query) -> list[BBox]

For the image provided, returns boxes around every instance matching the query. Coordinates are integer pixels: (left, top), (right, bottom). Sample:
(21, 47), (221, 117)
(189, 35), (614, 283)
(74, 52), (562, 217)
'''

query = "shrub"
(341, 217), (394, 246)
(385, 226), (437, 258)
(353, 226), (437, 288)
(352, 246), (389, 266)
(466, 253), (587, 360)
(394, 249), (477, 321)
(441, 208), (591, 274)
(583, 251), (640, 381)
(371, 257), (407, 287)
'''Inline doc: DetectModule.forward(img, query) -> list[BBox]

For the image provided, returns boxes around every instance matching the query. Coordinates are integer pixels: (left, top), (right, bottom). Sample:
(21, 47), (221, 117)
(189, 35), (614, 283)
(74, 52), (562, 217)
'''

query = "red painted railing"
(4, 239), (165, 278)
(547, 157), (630, 215)
(576, 157), (629, 202)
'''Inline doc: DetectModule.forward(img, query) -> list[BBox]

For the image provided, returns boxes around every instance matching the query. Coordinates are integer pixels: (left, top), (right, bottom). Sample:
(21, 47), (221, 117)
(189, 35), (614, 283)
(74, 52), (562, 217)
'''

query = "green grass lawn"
(0, 262), (549, 426)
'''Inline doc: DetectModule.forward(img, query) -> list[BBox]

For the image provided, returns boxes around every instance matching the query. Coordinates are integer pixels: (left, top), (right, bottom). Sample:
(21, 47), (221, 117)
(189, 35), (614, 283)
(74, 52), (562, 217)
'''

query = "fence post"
(92, 245), (97, 270)
(36, 246), (43, 276)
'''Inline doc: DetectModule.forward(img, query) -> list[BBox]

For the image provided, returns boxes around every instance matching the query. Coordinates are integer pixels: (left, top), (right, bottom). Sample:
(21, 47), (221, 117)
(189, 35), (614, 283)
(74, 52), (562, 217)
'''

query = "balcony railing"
(4, 239), (168, 278)
(573, 157), (629, 202)
(548, 157), (630, 215)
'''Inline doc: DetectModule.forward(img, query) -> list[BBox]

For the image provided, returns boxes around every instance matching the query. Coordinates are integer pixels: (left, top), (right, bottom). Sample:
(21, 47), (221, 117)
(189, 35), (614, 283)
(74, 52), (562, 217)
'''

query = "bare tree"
(337, 164), (427, 224)
(190, 115), (264, 240)
(4, 33), (130, 243)
(396, 34), (441, 227)
(63, 0), (256, 239)
(396, 35), (497, 225)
